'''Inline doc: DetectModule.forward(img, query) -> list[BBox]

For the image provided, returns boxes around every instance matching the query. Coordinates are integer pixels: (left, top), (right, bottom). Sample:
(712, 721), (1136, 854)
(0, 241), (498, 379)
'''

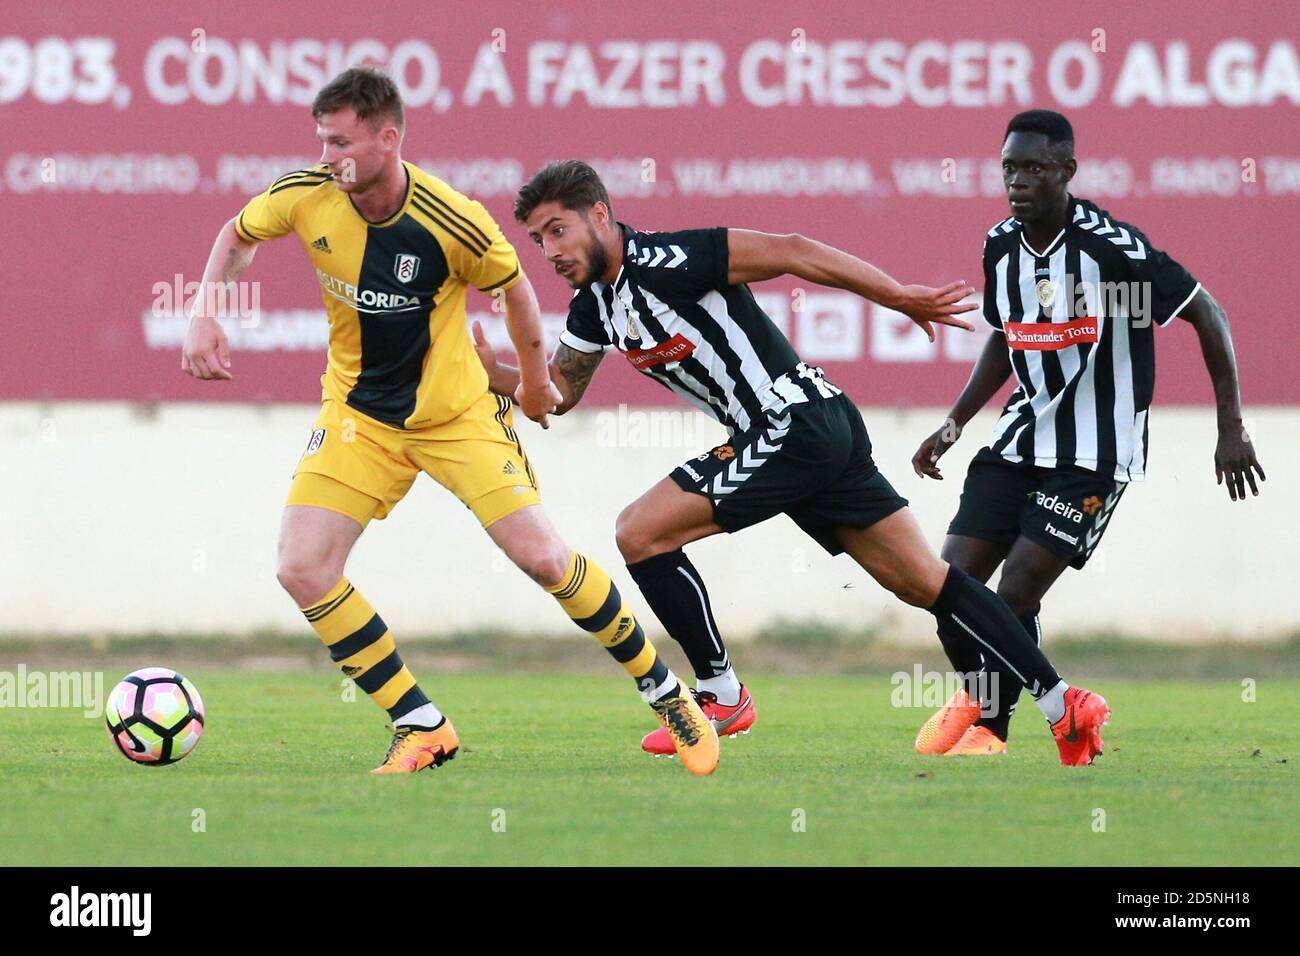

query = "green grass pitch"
(2, 673), (1295, 866)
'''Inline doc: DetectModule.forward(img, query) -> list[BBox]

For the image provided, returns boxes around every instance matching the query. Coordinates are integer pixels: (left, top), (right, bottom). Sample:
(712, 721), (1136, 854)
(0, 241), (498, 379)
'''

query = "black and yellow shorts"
(286, 391), (541, 528)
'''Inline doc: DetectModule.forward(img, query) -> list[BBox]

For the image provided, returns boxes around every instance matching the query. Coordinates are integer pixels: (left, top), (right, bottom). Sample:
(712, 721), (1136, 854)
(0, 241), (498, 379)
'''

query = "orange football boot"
(649, 691), (719, 776)
(1050, 687), (1111, 766)
(371, 720), (460, 775)
(914, 688), (981, 754)
(642, 687), (755, 756)
(943, 724), (1007, 756)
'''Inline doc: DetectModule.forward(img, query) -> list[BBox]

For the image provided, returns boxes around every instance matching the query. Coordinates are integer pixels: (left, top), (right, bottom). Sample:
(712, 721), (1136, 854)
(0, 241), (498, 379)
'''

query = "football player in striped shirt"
(911, 110), (1264, 757)
(476, 159), (1115, 766)
(181, 69), (718, 775)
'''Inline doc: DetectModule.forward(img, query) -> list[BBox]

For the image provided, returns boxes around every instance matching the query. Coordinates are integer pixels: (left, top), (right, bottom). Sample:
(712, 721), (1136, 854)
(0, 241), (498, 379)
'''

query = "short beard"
(579, 222), (609, 286)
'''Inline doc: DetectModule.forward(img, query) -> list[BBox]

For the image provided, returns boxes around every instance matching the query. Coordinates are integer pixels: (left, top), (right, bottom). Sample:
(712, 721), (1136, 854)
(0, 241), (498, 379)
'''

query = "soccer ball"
(104, 667), (205, 766)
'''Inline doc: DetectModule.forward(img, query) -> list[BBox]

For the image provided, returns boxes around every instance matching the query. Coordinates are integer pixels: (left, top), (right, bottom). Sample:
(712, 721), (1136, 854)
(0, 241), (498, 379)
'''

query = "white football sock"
(642, 670), (684, 704)
(698, 668), (742, 707)
(393, 702), (444, 729)
(1036, 680), (1069, 724)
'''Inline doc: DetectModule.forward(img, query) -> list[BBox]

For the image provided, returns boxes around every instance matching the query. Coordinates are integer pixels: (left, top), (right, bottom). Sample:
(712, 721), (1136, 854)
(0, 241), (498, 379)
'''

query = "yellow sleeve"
(233, 168), (328, 242)
(437, 196), (523, 293)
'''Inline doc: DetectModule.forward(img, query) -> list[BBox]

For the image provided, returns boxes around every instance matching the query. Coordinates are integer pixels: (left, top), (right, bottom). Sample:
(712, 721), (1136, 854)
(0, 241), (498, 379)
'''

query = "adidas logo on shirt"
(311, 236), (331, 253)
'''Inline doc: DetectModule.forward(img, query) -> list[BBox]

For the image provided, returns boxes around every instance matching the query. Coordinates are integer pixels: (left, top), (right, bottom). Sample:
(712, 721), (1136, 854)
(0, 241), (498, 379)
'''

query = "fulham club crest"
(394, 253), (420, 283)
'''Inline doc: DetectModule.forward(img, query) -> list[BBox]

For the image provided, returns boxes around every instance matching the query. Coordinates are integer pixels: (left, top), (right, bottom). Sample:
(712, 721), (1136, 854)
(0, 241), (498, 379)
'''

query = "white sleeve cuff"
(1159, 281), (1202, 327)
(559, 330), (608, 353)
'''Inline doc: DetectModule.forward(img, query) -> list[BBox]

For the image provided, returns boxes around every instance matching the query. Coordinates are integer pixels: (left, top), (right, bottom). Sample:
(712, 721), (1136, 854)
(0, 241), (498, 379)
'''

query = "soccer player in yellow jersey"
(181, 67), (717, 775)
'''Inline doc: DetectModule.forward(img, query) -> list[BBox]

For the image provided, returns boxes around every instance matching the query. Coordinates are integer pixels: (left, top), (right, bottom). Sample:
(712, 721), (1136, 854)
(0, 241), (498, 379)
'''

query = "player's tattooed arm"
(471, 330), (604, 415)
(219, 235), (257, 283)
(1181, 288), (1265, 500)
(551, 343), (605, 414)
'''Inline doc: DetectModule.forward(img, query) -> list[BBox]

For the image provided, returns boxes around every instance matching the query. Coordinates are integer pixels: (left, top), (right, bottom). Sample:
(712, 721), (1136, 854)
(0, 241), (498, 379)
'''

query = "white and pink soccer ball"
(104, 667), (205, 765)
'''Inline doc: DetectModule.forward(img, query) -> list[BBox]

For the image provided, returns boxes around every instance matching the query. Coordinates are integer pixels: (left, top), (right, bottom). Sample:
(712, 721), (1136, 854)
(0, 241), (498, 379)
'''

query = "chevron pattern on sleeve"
(1072, 204), (1147, 260)
(987, 216), (1017, 238)
(632, 243), (688, 269)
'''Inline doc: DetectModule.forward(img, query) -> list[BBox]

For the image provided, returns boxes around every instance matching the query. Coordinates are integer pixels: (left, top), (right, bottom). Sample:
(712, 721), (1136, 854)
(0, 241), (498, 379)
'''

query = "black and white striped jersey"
(981, 196), (1201, 482)
(560, 224), (841, 435)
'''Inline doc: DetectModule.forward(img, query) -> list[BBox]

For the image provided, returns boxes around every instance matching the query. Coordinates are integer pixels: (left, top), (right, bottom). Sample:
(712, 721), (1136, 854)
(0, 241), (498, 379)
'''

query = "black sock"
(626, 550), (730, 680)
(935, 615), (986, 700)
(929, 567), (1060, 706)
(976, 612), (1041, 740)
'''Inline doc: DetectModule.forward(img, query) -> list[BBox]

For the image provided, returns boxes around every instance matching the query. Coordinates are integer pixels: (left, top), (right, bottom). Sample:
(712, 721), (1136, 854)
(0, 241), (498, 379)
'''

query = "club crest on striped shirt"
(1036, 278), (1057, 308)
(394, 253), (420, 283)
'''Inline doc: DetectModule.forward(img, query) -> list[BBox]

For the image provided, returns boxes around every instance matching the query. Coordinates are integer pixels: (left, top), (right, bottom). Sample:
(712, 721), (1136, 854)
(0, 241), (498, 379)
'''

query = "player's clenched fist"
(515, 379), (562, 430)
(181, 315), (233, 381)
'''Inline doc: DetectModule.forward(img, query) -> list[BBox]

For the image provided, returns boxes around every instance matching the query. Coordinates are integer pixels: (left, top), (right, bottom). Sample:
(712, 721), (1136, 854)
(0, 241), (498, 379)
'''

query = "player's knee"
(506, 539), (571, 588)
(275, 558), (336, 607)
(531, 547), (573, 589)
(883, 558), (948, 609)
(995, 578), (1043, 618)
(614, 507), (652, 563)
(891, 579), (936, 609)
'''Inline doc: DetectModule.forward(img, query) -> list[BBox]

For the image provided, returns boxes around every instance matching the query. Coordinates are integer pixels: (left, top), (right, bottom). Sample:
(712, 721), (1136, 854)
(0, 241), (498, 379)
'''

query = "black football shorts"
(670, 392), (908, 556)
(947, 446), (1127, 569)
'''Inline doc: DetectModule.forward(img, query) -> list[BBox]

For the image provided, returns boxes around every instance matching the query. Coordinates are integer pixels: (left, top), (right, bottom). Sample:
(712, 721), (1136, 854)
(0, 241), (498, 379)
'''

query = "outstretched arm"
(725, 229), (977, 341)
(181, 218), (259, 381)
(1180, 288), (1265, 501)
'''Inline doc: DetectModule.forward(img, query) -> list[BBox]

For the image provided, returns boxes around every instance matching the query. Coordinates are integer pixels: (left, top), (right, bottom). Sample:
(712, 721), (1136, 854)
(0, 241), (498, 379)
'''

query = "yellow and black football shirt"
(235, 161), (523, 429)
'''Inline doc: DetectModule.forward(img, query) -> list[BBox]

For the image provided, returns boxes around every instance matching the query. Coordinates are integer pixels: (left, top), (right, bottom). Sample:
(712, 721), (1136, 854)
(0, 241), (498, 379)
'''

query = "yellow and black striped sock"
(300, 578), (431, 721)
(546, 553), (680, 702)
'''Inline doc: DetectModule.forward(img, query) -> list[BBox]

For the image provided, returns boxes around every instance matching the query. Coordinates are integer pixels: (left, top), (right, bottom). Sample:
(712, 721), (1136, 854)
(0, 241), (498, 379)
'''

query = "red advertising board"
(3, 1), (1297, 406)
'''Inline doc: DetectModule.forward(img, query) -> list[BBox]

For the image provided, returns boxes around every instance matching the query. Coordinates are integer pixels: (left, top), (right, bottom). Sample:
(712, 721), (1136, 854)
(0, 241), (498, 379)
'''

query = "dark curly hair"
(514, 160), (612, 223)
